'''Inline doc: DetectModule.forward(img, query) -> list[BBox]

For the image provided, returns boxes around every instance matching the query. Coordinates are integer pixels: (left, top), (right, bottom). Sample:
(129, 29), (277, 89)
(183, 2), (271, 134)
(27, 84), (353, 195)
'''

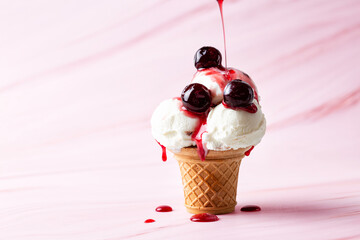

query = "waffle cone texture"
(171, 146), (250, 215)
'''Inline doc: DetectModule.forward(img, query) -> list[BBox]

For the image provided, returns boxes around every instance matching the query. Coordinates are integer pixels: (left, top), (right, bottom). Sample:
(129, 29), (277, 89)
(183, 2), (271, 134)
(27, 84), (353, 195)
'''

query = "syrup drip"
(144, 219), (155, 223)
(192, 121), (208, 161)
(190, 213), (219, 222)
(245, 146), (254, 156)
(240, 205), (261, 212)
(156, 140), (167, 161)
(179, 103), (210, 161)
(201, 68), (228, 90)
(222, 101), (258, 113)
(155, 205), (173, 212)
(217, 0), (227, 70)
(162, 0), (255, 162)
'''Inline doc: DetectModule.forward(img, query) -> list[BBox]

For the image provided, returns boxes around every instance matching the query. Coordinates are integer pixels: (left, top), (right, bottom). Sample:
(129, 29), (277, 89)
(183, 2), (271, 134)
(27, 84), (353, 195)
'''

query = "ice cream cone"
(171, 146), (251, 215)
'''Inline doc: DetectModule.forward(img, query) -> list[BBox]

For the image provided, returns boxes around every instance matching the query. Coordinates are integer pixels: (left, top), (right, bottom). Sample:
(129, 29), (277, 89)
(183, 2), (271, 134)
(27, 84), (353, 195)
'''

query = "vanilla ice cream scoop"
(203, 99), (266, 150)
(191, 67), (227, 105)
(152, 46), (266, 159)
(151, 98), (198, 150)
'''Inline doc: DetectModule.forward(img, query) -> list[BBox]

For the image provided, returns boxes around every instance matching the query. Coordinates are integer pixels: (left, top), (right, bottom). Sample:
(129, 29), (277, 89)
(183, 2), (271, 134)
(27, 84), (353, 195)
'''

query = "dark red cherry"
(223, 79), (254, 108)
(194, 46), (222, 69)
(181, 83), (211, 113)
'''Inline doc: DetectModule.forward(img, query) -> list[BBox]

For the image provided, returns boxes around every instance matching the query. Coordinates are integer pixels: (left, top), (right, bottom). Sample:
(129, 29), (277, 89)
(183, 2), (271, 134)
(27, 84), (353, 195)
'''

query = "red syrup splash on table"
(240, 205), (261, 212)
(190, 213), (219, 222)
(144, 219), (155, 223)
(245, 146), (255, 156)
(222, 101), (258, 113)
(156, 140), (167, 161)
(155, 205), (173, 212)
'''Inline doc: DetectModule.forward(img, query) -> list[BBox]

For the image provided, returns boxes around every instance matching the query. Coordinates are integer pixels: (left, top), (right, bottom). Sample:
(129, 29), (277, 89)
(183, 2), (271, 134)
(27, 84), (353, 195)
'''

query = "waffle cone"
(171, 146), (250, 215)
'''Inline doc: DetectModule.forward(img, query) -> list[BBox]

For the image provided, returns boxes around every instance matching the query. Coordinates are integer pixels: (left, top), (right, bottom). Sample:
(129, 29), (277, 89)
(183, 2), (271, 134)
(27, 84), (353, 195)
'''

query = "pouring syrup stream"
(217, 0), (228, 72)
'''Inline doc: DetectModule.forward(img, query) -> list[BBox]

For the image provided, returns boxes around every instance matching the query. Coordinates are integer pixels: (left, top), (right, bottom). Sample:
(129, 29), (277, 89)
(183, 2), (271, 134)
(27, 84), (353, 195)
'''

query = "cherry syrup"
(155, 205), (173, 212)
(159, 97), (209, 161)
(156, 1), (257, 162)
(191, 116), (208, 161)
(156, 140), (167, 161)
(217, 0), (227, 70)
(190, 213), (219, 222)
(180, 107), (209, 161)
(222, 101), (258, 113)
(202, 68), (228, 91)
(217, 0), (259, 110)
(240, 205), (261, 212)
(245, 146), (255, 156)
(144, 219), (155, 223)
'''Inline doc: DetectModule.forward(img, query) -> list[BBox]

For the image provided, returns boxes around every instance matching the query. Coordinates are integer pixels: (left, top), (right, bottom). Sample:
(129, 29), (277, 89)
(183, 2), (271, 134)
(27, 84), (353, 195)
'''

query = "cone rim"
(170, 146), (251, 161)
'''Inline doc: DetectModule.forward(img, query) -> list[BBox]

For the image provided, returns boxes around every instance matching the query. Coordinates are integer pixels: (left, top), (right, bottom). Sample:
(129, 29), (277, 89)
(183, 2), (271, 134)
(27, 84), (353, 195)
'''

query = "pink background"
(1, 0), (360, 239)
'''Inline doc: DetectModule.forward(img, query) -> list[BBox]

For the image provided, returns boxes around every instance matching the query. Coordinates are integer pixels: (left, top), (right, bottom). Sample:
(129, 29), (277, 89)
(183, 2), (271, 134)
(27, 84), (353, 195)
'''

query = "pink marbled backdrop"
(1, 0), (360, 239)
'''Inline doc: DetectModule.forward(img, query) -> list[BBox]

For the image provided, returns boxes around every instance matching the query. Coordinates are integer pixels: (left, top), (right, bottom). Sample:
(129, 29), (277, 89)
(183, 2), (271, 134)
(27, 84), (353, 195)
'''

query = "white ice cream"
(151, 98), (198, 150)
(152, 66), (266, 152)
(203, 100), (266, 150)
(191, 68), (227, 105)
